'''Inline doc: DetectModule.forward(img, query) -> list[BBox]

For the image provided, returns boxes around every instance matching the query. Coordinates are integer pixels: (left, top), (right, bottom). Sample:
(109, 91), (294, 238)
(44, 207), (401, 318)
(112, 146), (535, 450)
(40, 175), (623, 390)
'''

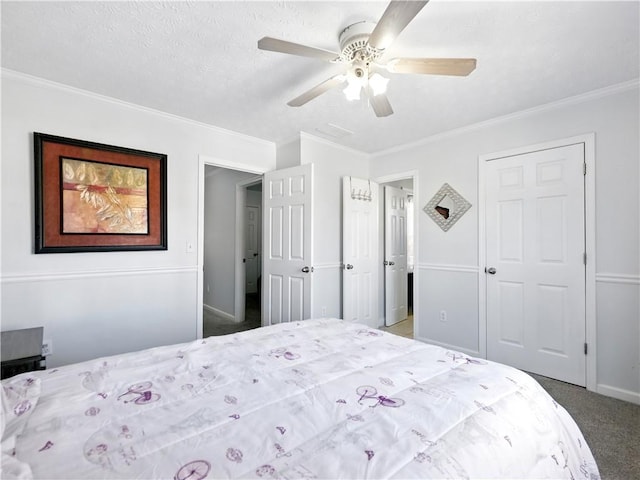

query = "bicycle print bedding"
(1, 318), (599, 479)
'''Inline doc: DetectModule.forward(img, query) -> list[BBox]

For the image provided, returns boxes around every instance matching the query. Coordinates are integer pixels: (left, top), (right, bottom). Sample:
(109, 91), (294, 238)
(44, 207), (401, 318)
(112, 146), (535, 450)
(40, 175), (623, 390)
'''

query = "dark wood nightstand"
(1, 327), (46, 380)
(1, 355), (46, 379)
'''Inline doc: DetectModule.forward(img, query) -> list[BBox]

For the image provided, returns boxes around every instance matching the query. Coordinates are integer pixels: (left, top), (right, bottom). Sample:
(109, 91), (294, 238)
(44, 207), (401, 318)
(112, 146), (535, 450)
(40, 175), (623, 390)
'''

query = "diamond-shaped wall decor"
(424, 183), (471, 232)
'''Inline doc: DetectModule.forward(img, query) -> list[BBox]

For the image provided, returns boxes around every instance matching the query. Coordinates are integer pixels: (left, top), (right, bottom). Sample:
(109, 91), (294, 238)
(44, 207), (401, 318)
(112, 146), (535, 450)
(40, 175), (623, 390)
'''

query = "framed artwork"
(34, 133), (167, 253)
(423, 183), (471, 232)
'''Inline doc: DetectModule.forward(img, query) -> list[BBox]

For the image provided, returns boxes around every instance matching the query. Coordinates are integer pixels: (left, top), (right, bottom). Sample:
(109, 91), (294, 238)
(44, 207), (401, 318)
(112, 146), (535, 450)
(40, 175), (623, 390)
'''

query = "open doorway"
(379, 176), (415, 339)
(202, 165), (262, 337)
(242, 181), (263, 332)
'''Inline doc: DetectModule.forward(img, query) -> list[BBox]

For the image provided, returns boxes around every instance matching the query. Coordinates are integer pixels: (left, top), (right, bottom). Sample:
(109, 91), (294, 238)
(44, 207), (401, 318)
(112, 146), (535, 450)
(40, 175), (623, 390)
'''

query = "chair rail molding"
(1, 266), (197, 284)
(595, 273), (640, 285)
(418, 263), (479, 274)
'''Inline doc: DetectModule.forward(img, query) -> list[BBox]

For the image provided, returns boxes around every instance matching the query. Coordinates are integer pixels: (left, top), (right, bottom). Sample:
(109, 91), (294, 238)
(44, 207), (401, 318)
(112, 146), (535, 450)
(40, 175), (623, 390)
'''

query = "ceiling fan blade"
(366, 87), (394, 117)
(386, 57), (477, 76)
(368, 1), (429, 51)
(258, 37), (339, 62)
(288, 74), (346, 107)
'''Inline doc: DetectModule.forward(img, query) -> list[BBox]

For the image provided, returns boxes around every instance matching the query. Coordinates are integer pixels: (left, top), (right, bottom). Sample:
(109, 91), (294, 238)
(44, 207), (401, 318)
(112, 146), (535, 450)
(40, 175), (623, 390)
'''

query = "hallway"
(203, 293), (261, 337)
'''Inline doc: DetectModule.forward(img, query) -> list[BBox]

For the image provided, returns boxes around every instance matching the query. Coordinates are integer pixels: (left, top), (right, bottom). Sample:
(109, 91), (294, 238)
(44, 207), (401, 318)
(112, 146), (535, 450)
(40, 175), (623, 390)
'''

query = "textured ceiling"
(2, 1), (639, 153)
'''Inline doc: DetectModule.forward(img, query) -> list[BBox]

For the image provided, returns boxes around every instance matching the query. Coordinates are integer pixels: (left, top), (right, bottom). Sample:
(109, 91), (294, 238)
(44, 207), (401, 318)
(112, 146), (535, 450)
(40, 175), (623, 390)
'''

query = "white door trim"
(477, 133), (596, 391)
(375, 170), (419, 333)
(197, 154), (268, 339)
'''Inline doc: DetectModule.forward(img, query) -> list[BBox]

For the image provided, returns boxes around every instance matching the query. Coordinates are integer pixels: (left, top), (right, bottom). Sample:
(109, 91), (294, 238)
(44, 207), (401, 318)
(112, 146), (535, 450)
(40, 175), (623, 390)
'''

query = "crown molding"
(372, 78), (640, 158)
(1, 68), (275, 149)
(300, 131), (370, 159)
(275, 134), (302, 149)
(4, 68), (636, 160)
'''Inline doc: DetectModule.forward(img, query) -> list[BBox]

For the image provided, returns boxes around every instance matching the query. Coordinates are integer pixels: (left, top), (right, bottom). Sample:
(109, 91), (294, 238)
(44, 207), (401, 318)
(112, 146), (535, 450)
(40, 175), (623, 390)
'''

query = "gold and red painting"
(34, 133), (167, 253)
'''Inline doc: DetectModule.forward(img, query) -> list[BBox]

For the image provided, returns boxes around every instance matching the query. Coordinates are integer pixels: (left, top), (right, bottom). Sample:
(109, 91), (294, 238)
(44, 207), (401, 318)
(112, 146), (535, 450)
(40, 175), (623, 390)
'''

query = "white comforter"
(2, 318), (599, 479)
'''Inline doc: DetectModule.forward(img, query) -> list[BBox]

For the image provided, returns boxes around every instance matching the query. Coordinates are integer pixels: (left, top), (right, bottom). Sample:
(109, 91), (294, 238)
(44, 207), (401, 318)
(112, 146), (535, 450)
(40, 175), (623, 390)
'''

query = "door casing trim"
(375, 170), (420, 333)
(197, 155), (268, 339)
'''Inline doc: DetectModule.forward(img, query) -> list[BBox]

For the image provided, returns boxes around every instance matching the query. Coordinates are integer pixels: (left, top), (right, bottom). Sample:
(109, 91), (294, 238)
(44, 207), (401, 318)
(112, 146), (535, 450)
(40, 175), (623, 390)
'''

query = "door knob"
(301, 266), (314, 273)
(344, 264), (354, 270)
(485, 267), (497, 275)
(384, 261), (395, 266)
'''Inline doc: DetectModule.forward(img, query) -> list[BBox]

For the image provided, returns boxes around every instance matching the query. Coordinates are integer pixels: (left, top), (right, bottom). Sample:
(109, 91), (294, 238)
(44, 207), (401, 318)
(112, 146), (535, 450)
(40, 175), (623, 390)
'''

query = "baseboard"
(203, 304), (237, 323)
(596, 383), (640, 405)
(415, 336), (481, 358)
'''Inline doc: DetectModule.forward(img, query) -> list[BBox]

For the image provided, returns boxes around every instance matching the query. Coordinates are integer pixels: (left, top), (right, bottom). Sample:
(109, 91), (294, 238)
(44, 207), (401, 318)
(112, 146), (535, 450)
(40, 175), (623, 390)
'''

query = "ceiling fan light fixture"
(368, 73), (389, 96)
(343, 79), (363, 101)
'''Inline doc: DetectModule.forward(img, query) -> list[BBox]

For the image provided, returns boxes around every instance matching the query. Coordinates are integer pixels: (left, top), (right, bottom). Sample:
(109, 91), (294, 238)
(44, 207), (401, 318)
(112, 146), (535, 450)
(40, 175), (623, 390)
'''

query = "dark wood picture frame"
(34, 133), (167, 253)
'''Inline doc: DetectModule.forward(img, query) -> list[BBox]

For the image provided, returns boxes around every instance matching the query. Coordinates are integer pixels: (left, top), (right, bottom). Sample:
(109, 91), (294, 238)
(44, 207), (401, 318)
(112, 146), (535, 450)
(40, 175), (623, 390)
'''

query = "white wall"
(370, 82), (640, 403)
(3, 70), (637, 403)
(300, 133), (371, 319)
(276, 138), (301, 170)
(203, 167), (257, 317)
(1, 71), (275, 367)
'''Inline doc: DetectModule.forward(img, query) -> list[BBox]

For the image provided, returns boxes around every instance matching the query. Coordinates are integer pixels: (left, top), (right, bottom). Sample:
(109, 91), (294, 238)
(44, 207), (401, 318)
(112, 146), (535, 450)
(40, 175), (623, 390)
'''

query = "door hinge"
(584, 343), (588, 355)
(583, 163), (587, 175)
(583, 252), (587, 265)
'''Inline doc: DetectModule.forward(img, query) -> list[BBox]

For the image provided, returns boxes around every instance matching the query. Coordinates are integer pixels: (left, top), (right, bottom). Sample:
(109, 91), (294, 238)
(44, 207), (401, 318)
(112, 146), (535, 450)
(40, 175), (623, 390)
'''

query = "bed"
(2, 318), (599, 479)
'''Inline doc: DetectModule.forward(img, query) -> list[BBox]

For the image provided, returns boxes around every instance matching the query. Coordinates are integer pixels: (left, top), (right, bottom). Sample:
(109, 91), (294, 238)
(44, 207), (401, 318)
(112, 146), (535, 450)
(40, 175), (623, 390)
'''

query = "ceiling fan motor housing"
(338, 21), (381, 64)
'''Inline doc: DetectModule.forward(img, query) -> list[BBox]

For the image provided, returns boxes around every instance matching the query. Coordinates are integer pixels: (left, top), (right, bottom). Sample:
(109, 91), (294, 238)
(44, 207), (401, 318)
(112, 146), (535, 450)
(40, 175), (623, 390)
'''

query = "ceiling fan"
(258, 0), (476, 117)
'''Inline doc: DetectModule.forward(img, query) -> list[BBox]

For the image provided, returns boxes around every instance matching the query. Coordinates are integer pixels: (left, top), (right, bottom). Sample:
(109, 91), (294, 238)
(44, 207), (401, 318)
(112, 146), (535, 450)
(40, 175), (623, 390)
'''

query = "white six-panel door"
(384, 186), (408, 326)
(485, 143), (586, 385)
(342, 177), (379, 328)
(263, 164), (313, 325)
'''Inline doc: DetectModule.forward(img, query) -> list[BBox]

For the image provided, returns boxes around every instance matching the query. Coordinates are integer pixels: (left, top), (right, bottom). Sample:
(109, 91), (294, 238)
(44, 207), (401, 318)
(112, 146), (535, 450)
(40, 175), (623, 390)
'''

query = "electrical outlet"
(321, 307), (327, 317)
(42, 339), (53, 356)
(439, 310), (447, 322)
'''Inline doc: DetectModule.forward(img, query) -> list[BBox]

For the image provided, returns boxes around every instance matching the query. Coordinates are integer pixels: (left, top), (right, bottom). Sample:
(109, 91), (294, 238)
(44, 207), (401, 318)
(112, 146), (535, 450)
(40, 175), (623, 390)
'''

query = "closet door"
(485, 143), (586, 385)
